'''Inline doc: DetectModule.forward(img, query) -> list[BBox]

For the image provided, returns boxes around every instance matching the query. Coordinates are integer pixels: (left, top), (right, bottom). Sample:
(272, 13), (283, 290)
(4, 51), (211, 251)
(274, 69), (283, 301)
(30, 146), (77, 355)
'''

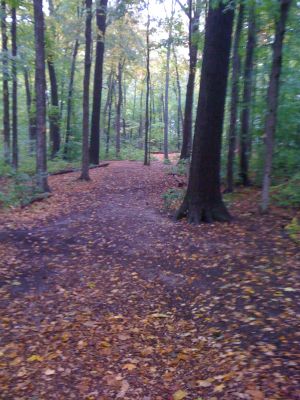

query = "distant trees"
(176, 1), (234, 223)
(261, 0), (292, 212)
(239, 3), (256, 187)
(0, 0), (299, 214)
(33, 0), (50, 192)
(179, 0), (201, 160)
(226, 3), (244, 193)
(80, 0), (93, 181)
(11, 4), (18, 169)
(1, 0), (10, 165)
(89, 0), (108, 165)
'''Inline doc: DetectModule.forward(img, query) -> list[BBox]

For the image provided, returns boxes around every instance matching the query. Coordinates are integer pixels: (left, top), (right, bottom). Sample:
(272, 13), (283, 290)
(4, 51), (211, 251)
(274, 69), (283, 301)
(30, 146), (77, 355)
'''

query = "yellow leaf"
(77, 340), (88, 349)
(197, 379), (212, 388)
(122, 363), (137, 371)
(214, 384), (225, 392)
(173, 389), (188, 400)
(27, 355), (43, 362)
(151, 313), (170, 318)
(10, 357), (22, 366)
(62, 333), (70, 342)
(99, 341), (111, 348)
(44, 368), (55, 376)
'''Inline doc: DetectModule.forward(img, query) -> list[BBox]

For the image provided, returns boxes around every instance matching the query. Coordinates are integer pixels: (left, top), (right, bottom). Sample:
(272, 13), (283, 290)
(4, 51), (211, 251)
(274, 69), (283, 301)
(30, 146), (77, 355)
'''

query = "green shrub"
(271, 172), (300, 207)
(285, 217), (300, 243)
(162, 188), (185, 210)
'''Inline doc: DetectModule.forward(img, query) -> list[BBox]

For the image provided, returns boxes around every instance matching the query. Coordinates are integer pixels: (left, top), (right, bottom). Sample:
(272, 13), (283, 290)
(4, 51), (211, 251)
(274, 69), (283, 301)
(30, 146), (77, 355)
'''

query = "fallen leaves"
(173, 389), (188, 400)
(0, 161), (299, 399)
(44, 368), (56, 376)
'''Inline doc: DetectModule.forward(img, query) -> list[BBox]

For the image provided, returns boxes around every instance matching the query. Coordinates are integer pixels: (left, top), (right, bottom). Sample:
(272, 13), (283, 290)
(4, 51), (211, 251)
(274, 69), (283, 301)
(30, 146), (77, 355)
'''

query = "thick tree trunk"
(11, 7), (18, 169)
(176, 3), (234, 224)
(180, 0), (200, 160)
(239, 5), (256, 186)
(226, 4), (244, 192)
(24, 68), (37, 153)
(115, 61), (123, 158)
(261, 0), (292, 212)
(34, 0), (50, 192)
(89, 0), (108, 165)
(64, 39), (79, 159)
(47, 59), (60, 158)
(1, 0), (10, 164)
(144, 2), (150, 166)
(80, 0), (92, 181)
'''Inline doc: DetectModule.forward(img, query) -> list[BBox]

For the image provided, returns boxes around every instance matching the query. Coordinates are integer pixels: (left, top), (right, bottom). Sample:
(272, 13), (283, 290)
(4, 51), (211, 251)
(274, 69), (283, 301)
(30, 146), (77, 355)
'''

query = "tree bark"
(1, 0), (10, 164)
(115, 61), (123, 158)
(47, 58), (60, 158)
(24, 68), (37, 153)
(34, 0), (50, 192)
(176, 2), (234, 224)
(11, 6), (18, 169)
(144, 1), (150, 166)
(89, 0), (108, 165)
(180, 0), (200, 160)
(239, 4), (256, 186)
(163, 26), (172, 160)
(261, 0), (292, 212)
(226, 3), (244, 192)
(106, 73), (115, 156)
(173, 46), (184, 152)
(80, 0), (92, 181)
(64, 39), (79, 159)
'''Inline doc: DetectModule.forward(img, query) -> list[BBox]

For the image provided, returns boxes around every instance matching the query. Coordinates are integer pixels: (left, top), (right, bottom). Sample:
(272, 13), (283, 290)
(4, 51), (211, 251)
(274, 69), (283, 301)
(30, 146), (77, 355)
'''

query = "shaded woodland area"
(0, 0), (299, 216)
(0, 1), (300, 399)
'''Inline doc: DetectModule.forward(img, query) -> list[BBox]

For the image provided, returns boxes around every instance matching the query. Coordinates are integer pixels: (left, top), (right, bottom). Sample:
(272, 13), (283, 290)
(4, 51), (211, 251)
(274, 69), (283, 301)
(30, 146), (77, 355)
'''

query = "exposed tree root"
(176, 199), (231, 224)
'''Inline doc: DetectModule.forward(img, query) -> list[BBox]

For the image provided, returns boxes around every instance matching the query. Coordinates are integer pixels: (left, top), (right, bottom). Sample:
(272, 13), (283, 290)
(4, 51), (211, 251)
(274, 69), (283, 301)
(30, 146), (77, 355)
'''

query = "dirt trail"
(0, 161), (299, 399)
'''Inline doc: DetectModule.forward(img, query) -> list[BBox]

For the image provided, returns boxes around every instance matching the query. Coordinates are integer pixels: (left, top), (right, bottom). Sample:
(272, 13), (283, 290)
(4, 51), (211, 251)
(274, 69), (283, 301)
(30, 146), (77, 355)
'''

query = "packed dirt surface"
(0, 161), (299, 399)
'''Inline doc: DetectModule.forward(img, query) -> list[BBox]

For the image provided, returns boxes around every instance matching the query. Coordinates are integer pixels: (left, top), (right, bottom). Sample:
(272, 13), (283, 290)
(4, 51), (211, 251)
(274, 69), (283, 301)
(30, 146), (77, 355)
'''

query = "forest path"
(0, 161), (299, 399)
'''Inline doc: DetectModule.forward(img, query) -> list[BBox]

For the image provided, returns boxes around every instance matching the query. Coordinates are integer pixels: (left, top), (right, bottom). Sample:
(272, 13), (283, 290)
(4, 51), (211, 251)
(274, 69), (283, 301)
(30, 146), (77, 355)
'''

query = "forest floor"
(0, 160), (299, 400)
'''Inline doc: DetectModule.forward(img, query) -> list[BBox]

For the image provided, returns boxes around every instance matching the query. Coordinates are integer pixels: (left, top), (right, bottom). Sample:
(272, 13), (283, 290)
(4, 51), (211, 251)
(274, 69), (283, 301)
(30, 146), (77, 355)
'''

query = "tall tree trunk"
(164, 33), (171, 160)
(47, 0), (60, 159)
(115, 61), (123, 158)
(176, 2), (234, 224)
(1, 0), (10, 164)
(24, 68), (37, 153)
(34, 0), (50, 192)
(64, 39), (79, 159)
(239, 5), (256, 186)
(144, 1), (150, 166)
(80, 0), (92, 181)
(106, 75), (115, 156)
(138, 88), (144, 143)
(163, 0), (175, 160)
(261, 0), (292, 212)
(226, 4), (244, 192)
(11, 6), (18, 169)
(89, 0), (108, 165)
(173, 46), (184, 151)
(47, 59), (60, 158)
(180, 0), (200, 160)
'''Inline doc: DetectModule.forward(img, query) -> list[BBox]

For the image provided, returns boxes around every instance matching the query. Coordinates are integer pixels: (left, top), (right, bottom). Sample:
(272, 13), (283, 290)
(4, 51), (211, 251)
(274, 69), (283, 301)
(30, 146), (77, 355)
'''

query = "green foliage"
(162, 187), (185, 209)
(0, 172), (39, 208)
(170, 158), (188, 176)
(271, 173), (300, 208)
(285, 217), (300, 244)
